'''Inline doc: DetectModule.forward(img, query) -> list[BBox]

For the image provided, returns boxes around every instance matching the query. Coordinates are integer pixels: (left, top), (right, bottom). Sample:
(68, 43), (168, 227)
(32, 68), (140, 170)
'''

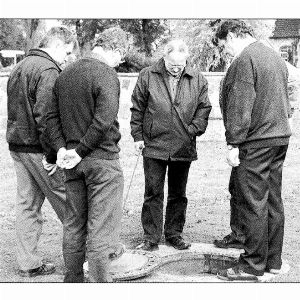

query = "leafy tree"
(0, 19), (25, 50)
(119, 19), (168, 57)
(61, 19), (168, 71)
(169, 19), (276, 72)
(62, 19), (118, 54)
(22, 19), (47, 54)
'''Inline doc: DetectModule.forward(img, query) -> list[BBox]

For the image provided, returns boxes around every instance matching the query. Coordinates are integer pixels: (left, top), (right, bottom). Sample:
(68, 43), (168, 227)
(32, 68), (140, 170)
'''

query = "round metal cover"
(83, 250), (160, 281)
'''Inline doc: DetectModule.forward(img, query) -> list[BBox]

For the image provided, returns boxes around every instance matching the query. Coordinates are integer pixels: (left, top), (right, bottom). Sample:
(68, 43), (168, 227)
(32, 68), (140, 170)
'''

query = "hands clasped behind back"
(56, 147), (82, 169)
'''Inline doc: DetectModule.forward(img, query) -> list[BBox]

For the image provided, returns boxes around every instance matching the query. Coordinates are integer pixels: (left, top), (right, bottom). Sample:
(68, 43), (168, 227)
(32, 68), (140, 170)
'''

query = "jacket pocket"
(6, 120), (39, 145)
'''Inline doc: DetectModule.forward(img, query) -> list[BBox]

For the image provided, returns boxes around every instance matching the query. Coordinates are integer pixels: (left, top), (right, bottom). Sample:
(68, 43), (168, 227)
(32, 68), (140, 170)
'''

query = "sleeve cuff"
(226, 143), (239, 148)
(54, 139), (66, 152)
(45, 150), (57, 164)
(75, 143), (92, 158)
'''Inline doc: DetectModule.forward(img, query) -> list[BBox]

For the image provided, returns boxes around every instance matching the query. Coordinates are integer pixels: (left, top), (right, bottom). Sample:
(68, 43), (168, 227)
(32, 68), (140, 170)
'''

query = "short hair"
(39, 26), (76, 48)
(212, 19), (254, 46)
(92, 27), (128, 52)
(163, 39), (189, 57)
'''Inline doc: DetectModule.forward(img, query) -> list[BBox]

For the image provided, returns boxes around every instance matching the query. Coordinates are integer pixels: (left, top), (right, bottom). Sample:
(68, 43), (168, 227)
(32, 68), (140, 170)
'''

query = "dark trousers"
(142, 157), (191, 244)
(228, 168), (246, 243)
(233, 145), (288, 276)
(63, 156), (124, 282)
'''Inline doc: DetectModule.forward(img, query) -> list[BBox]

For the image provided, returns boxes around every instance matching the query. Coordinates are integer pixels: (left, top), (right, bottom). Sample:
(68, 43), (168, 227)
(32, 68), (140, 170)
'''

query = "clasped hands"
(56, 147), (82, 169)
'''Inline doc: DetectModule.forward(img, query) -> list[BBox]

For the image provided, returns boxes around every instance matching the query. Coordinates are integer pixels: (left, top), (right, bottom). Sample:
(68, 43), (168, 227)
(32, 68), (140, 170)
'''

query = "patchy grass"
(1, 123), (300, 282)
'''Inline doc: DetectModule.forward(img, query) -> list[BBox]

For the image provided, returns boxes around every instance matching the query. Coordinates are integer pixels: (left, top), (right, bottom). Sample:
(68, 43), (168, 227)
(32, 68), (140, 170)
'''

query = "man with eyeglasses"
(130, 39), (212, 251)
(6, 27), (76, 277)
(47, 27), (128, 282)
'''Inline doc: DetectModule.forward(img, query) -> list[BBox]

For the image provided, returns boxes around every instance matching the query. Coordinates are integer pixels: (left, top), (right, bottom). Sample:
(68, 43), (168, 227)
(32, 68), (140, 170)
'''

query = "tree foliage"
(0, 19), (46, 54)
(119, 19), (168, 56)
(62, 19), (118, 54)
(168, 19), (276, 72)
(0, 19), (25, 50)
(0, 18), (276, 71)
(22, 19), (46, 54)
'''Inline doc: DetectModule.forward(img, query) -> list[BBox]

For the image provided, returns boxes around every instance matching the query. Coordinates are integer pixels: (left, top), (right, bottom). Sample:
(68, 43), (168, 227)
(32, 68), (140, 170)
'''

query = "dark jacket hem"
(9, 144), (43, 153)
(143, 153), (197, 162)
(236, 137), (290, 149)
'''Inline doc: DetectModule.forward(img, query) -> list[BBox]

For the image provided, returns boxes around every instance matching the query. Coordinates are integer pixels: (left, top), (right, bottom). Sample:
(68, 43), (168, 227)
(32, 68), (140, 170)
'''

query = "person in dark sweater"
(46, 27), (128, 283)
(212, 20), (292, 281)
(6, 27), (76, 277)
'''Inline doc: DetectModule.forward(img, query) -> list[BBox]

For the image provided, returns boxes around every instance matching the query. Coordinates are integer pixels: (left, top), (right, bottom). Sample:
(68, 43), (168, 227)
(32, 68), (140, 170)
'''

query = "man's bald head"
(163, 39), (189, 76)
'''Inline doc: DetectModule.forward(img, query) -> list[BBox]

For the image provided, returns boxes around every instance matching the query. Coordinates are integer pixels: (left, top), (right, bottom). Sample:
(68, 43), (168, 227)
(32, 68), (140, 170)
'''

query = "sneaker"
(136, 240), (159, 251)
(18, 263), (56, 277)
(217, 266), (258, 282)
(166, 236), (191, 250)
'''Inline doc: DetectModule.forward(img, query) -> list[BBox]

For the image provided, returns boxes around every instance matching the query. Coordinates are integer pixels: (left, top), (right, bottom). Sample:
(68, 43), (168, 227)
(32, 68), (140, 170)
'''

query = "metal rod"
(123, 151), (141, 211)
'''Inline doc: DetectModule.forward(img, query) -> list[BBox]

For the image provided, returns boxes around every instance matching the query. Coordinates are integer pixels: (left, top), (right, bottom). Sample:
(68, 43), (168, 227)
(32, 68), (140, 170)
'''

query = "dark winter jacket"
(46, 54), (121, 160)
(221, 41), (292, 149)
(130, 58), (212, 161)
(6, 49), (61, 163)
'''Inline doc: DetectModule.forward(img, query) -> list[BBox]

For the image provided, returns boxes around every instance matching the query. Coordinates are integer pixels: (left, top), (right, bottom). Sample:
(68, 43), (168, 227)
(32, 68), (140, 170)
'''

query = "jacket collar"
(27, 49), (62, 71)
(151, 57), (195, 78)
(83, 51), (110, 66)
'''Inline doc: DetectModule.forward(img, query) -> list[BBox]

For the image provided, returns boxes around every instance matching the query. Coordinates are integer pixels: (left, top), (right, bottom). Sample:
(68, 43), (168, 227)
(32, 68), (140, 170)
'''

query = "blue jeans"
(63, 155), (124, 282)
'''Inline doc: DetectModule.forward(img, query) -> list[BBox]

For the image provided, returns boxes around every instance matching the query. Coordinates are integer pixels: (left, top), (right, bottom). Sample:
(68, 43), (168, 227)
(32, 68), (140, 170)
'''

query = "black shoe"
(109, 244), (126, 261)
(213, 234), (244, 249)
(166, 236), (191, 250)
(136, 240), (159, 251)
(18, 263), (56, 277)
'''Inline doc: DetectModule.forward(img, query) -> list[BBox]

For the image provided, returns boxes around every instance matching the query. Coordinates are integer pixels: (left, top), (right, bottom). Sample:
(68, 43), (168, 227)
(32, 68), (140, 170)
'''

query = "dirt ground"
(0, 118), (300, 283)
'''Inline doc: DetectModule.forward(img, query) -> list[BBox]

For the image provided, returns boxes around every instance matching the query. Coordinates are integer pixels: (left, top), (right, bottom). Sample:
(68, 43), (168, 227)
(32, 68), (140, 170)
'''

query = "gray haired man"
(130, 39), (212, 251)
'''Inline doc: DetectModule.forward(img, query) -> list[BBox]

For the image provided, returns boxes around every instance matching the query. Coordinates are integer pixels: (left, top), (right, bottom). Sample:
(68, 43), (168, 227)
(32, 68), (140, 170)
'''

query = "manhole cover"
(146, 252), (238, 282)
(83, 250), (160, 281)
(160, 254), (235, 274)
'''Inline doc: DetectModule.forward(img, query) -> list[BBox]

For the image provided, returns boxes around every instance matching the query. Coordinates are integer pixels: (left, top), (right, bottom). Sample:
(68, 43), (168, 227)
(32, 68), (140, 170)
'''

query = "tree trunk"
(23, 19), (46, 54)
(142, 20), (152, 57)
